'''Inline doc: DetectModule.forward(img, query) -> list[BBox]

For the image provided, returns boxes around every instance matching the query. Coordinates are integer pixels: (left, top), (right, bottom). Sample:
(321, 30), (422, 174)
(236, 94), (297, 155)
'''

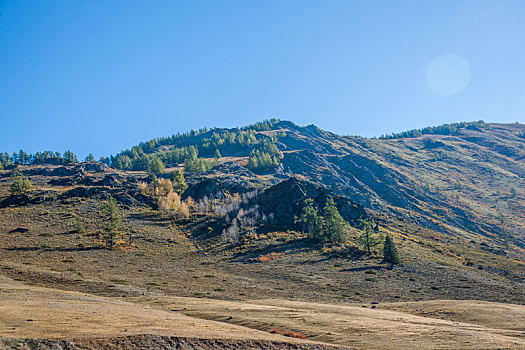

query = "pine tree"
(322, 197), (348, 243)
(383, 233), (400, 266)
(170, 170), (188, 194)
(63, 150), (78, 164)
(248, 155), (258, 170)
(296, 198), (324, 241)
(359, 219), (381, 255)
(214, 149), (222, 160)
(150, 174), (159, 196)
(148, 157), (165, 174)
(9, 171), (32, 195)
(102, 196), (120, 247)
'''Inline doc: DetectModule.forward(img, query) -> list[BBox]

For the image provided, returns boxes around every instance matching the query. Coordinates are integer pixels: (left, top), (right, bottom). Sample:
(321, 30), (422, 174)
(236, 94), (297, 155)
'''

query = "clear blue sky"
(1, 1), (524, 158)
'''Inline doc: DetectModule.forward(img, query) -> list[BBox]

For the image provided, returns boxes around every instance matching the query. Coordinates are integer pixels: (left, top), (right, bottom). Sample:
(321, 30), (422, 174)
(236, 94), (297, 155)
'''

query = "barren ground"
(1, 275), (524, 349)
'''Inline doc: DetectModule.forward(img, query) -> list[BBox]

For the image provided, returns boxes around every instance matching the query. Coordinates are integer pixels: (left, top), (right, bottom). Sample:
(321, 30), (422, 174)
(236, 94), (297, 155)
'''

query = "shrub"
(137, 182), (149, 195)
(74, 217), (85, 234)
(9, 171), (32, 195)
(283, 331), (307, 339)
(253, 252), (282, 263)
(157, 178), (173, 197)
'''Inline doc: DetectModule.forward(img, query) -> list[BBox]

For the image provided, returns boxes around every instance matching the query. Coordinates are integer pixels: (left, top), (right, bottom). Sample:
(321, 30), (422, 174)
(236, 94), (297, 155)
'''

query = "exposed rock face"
(183, 162), (268, 200)
(269, 121), (525, 239)
(253, 177), (367, 229)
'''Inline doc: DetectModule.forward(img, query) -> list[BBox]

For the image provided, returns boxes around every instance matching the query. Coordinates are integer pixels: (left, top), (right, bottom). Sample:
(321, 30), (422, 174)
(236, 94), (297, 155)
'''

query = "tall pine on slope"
(323, 197), (348, 243)
(102, 196), (120, 248)
(171, 170), (188, 194)
(359, 219), (381, 255)
(383, 233), (400, 266)
(296, 198), (324, 241)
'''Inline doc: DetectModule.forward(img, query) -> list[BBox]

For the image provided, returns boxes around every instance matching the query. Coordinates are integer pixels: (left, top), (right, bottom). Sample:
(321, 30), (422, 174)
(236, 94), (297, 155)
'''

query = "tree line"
(0, 150), (90, 169)
(108, 120), (285, 174)
(377, 121), (487, 140)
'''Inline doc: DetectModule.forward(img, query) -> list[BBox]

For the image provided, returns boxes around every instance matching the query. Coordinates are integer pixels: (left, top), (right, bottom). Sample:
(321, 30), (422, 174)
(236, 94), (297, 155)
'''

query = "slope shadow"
(340, 265), (384, 272)
(4, 246), (103, 252)
(232, 238), (313, 262)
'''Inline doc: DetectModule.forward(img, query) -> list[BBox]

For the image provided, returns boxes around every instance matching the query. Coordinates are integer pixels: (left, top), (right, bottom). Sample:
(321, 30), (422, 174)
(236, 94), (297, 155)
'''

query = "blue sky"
(1, 1), (524, 158)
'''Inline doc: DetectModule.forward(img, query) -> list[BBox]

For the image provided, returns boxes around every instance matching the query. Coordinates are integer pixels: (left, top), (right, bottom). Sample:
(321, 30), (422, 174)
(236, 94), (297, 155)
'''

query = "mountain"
(109, 119), (524, 251)
(0, 120), (524, 349)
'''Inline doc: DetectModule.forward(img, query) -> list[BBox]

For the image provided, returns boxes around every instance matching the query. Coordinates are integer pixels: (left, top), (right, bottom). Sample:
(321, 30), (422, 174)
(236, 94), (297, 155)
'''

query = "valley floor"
(1, 275), (524, 349)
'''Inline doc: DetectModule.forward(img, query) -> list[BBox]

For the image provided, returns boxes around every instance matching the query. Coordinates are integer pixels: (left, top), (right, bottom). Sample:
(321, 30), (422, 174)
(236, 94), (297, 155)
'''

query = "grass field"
(1, 275), (524, 349)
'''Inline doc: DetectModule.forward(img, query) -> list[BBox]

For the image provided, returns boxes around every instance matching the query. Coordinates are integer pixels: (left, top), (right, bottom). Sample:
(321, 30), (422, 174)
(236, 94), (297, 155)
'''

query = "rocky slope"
(150, 120), (523, 253)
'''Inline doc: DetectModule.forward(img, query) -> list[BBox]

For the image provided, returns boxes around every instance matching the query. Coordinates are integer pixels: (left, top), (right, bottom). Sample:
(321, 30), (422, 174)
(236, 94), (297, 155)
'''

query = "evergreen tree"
(9, 171), (32, 195)
(131, 156), (149, 171)
(85, 154), (95, 162)
(17, 150), (29, 164)
(0, 152), (10, 168)
(214, 149), (222, 160)
(248, 155), (258, 170)
(323, 197), (348, 243)
(188, 145), (198, 160)
(150, 174), (159, 196)
(148, 157), (165, 174)
(170, 170), (188, 194)
(184, 157), (215, 174)
(296, 198), (324, 241)
(63, 150), (78, 164)
(359, 219), (381, 255)
(102, 196), (120, 247)
(383, 233), (400, 266)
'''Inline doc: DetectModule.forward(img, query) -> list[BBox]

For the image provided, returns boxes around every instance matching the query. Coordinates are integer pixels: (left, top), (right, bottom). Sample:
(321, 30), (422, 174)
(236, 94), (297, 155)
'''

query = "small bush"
(255, 252), (282, 263)
(138, 182), (149, 195)
(283, 331), (307, 339)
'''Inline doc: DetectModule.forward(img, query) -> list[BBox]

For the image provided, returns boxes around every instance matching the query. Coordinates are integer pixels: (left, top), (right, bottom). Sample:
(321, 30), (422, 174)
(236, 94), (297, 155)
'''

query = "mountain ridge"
(106, 119), (523, 251)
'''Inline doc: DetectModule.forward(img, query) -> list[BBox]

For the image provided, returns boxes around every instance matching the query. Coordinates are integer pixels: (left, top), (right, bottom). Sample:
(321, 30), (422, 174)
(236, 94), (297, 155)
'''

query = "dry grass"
(1, 274), (524, 349)
(0, 276), (317, 345)
(132, 296), (525, 349)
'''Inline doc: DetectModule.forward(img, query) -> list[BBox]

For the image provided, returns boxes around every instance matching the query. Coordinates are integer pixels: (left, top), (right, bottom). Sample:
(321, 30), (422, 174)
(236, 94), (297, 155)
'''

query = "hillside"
(108, 119), (524, 252)
(0, 120), (524, 349)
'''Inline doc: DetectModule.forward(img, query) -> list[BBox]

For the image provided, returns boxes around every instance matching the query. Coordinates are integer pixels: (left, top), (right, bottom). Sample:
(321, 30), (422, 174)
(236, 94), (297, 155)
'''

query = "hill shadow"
(4, 246), (103, 252)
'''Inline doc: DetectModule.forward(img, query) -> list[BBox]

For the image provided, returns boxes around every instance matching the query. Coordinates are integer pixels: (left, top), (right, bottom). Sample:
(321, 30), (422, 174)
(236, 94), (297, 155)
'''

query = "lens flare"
(426, 54), (471, 96)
